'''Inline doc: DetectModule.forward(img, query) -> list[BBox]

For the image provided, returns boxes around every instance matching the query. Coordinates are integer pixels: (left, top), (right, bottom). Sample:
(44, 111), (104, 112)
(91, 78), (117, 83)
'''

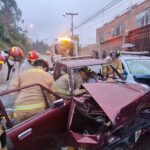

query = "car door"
(0, 85), (70, 150)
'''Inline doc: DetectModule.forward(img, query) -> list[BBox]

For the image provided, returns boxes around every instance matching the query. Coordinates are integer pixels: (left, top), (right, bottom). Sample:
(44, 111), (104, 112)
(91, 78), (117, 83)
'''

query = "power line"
(74, 0), (123, 30)
(75, 0), (112, 23)
(75, 0), (143, 31)
(75, 2), (131, 30)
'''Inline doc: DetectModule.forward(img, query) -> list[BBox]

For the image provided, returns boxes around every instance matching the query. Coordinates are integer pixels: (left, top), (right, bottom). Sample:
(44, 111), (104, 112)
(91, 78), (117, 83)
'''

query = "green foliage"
(0, 0), (28, 52)
(0, 39), (11, 50)
(0, 0), (49, 53)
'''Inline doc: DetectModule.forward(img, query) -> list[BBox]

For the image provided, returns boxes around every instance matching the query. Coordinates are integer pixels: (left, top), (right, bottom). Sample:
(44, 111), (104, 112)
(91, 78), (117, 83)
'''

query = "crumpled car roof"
(59, 59), (106, 68)
(83, 82), (146, 123)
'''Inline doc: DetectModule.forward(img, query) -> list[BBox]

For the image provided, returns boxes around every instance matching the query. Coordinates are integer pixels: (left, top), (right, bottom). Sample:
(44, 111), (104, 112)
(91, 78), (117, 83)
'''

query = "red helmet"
(9, 47), (24, 59)
(0, 54), (5, 65)
(28, 50), (39, 61)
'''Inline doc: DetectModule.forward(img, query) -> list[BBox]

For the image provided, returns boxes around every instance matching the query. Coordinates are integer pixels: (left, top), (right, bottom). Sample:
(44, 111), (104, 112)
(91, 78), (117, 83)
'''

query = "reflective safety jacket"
(103, 57), (123, 78)
(9, 67), (55, 121)
(0, 58), (20, 84)
(55, 72), (83, 90)
(54, 72), (85, 97)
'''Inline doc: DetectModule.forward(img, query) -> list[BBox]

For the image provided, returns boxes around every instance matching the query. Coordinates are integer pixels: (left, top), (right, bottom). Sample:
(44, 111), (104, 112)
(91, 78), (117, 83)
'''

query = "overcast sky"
(17, 0), (142, 46)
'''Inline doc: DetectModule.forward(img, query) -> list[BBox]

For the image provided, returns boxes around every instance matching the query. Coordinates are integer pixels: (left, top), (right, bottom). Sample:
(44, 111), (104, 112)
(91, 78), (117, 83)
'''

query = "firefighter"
(1, 47), (24, 82)
(103, 49), (123, 80)
(19, 50), (39, 72)
(9, 59), (55, 123)
(0, 54), (5, 71)
(54, 67), (94, 98)
(0, 54), (6, 85)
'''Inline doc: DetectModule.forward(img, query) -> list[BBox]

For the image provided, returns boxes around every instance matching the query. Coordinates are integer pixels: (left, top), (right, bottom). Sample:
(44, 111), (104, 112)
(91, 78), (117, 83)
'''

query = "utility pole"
(65, 12), (78, 37)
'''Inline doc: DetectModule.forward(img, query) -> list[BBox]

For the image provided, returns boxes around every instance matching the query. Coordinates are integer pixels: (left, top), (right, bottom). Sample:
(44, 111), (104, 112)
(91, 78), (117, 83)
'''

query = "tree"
(0, 0), (29, 51)
(0, 0), (21, 26)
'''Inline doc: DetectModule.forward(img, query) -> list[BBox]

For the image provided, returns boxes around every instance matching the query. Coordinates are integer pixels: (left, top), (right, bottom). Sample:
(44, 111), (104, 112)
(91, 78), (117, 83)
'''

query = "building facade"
(79, 43), (99, 58)
(96, 0), (150, 57)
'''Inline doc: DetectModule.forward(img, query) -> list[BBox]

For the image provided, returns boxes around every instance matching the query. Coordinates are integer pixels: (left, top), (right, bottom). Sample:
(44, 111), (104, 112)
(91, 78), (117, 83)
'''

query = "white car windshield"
(125, 59), (150, 76)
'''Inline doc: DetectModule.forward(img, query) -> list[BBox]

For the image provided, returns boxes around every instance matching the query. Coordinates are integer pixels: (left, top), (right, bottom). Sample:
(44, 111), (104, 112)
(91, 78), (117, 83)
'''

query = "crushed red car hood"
(83, 82), (146, 123)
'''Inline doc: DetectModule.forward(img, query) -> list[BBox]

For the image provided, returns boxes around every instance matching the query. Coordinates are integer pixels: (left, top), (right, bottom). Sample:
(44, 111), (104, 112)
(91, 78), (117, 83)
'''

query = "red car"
(0, 82), (150, 150)
(0, 58), (149, 150)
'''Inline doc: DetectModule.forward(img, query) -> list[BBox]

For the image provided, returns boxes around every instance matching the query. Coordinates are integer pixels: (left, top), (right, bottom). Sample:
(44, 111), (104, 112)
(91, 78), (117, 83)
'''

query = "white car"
(119, 54), (150, 86)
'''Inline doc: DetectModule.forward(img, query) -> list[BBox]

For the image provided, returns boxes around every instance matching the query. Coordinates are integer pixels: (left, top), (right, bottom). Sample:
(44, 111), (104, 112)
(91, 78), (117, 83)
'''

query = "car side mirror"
(52, 99), (64, 108)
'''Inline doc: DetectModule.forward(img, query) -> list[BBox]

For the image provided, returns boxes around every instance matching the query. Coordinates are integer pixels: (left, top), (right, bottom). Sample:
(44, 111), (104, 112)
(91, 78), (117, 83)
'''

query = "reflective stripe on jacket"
(14, 102), (45, 111)
(103, 57), (123, 78)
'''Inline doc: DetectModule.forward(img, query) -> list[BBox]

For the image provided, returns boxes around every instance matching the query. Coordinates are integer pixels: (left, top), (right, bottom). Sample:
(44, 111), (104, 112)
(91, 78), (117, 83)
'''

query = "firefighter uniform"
(19, 50), (39, 73)
(103, 57), (123, 79)
(1, 59), (20, 82)
(55, 72), (83, 90)
(54, 71), (86, 98)
(0, 54), (5, 84)
(9, 67), (55, 122)
(0, 47), (24, 84)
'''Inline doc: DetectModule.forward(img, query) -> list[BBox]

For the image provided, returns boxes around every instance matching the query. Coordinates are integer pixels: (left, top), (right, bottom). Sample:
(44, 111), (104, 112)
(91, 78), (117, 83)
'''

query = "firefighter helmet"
(109, 49), (121, 58)
(9, 47), (24, 61)
(0, 54), (5, 65)
(28, 50), (39, 61)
